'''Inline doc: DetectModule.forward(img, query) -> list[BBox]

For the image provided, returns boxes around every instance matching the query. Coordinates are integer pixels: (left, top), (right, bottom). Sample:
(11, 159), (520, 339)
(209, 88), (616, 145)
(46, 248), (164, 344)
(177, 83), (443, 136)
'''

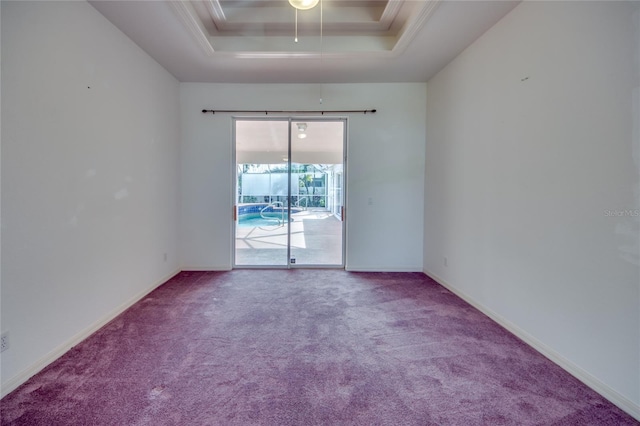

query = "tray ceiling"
(179, 0), (439, 57)
(89, 1), (520, 83)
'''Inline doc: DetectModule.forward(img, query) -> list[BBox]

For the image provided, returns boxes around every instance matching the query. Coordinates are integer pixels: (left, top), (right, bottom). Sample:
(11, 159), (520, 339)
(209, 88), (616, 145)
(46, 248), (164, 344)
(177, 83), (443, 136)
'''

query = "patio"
(235, 208), (343, 266)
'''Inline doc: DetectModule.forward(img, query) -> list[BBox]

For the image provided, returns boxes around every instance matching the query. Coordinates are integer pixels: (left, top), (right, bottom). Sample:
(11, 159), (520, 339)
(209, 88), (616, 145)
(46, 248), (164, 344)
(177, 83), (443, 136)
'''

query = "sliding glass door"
(233, 117), (346, 268)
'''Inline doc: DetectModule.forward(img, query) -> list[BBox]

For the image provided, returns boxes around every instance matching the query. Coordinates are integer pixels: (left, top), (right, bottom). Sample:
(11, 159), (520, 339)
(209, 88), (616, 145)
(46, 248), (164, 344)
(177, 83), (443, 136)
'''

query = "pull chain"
(319, 0), (323, 104)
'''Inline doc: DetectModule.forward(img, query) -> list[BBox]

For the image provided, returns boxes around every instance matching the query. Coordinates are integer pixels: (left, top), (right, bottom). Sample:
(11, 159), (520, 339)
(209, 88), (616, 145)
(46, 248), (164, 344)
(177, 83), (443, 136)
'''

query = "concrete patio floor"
(235, 209), (343, 266)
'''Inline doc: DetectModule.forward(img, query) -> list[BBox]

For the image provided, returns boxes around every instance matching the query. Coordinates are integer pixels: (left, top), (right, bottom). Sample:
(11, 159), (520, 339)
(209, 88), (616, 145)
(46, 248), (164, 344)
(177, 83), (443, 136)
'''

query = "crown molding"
(392, 0), (441, 55)
(379, 0), (403, 30)
(169, 0), (215, 56)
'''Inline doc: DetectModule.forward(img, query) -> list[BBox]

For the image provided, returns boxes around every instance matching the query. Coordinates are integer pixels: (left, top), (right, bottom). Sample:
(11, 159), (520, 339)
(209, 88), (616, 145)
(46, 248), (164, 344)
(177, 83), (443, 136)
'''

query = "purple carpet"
(1, 270), (637, 425)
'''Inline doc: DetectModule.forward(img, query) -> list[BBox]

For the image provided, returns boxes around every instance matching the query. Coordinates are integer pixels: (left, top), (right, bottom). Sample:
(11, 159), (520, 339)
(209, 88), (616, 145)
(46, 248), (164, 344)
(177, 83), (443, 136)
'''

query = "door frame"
(232, 116), (348, 269)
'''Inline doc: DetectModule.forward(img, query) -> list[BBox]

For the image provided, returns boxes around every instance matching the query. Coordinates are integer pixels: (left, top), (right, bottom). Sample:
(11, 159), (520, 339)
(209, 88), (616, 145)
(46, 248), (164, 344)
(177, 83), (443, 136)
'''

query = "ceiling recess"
(171, 0), (442, 58)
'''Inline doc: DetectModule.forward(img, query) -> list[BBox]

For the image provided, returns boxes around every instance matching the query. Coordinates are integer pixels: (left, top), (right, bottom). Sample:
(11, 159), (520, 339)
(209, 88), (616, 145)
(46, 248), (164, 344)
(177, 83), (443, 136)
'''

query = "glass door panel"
(289, 120), (345, 266)
(234, 119), (290, 266)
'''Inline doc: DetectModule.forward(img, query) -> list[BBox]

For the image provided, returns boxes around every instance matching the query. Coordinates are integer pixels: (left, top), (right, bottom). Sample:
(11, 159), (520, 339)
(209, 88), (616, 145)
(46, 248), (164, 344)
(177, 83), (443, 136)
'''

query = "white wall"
(424, 1), (640, 417)
(180, 83), (425, 271)
(1, 1), (180, 394)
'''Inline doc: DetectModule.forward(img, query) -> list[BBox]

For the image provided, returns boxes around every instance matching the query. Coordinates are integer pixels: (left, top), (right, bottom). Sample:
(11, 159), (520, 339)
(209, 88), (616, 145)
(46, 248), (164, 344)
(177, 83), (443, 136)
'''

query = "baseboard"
(423, 269), (640, 422)
(0, 268), (181, 399)
(183, 264), (422, 273)
(181, 266), (232, 271)
(345, 266), (424, 272)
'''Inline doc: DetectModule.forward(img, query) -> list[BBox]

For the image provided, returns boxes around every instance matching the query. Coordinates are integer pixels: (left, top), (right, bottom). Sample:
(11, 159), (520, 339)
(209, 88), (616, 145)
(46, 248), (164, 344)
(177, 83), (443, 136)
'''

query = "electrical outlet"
(163, 253), (168, 262)
(444, 257), (448, 267)
(1, 332), (9, 353)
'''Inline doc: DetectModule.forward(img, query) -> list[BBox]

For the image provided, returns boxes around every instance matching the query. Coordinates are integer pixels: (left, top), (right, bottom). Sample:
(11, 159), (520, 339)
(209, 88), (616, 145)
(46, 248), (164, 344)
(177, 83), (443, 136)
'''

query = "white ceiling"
(89, 0), (520, 84)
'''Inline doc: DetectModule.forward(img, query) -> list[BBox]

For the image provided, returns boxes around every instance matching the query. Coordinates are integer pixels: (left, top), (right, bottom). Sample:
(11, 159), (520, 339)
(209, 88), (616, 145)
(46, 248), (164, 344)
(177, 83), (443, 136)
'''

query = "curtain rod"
(201, 109), (376, 115)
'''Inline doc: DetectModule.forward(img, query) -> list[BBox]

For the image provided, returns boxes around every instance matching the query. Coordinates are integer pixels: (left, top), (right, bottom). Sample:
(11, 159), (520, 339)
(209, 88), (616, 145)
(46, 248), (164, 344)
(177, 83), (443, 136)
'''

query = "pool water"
(238, 214), (292, 228)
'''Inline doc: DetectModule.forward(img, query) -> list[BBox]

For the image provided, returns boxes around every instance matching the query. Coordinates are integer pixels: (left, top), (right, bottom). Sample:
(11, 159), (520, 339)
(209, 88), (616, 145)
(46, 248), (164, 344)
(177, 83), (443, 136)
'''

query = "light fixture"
(297, 122), (307, 139)
(289, 0), (319, 10)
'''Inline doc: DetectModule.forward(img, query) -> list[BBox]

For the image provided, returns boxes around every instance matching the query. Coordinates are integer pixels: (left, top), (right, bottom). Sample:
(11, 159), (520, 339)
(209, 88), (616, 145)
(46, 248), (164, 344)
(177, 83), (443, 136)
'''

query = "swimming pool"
(238, 213), (292, 228)
(236, 204), (303, 228)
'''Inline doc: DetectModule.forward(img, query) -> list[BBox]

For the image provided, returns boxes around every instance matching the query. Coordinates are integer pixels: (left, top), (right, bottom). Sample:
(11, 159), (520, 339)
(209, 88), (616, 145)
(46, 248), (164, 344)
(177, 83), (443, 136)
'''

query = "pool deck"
(235, 208), (343, 266)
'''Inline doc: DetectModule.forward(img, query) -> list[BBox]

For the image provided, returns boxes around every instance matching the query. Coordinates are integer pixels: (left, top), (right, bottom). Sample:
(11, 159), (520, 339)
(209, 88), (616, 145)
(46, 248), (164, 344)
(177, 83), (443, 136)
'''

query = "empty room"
(1, 0), (639, 424)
